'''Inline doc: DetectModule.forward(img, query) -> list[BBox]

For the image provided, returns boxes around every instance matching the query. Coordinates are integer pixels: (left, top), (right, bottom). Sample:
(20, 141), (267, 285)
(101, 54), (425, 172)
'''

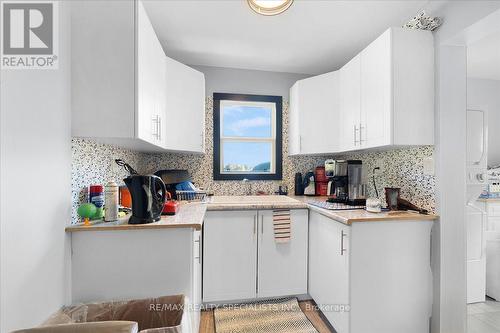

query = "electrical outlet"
(423, 157), (435, 176)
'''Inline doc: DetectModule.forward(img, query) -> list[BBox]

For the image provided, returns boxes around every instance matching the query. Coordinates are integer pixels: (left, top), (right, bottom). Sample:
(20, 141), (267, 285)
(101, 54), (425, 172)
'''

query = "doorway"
(466, 26), (500, 333)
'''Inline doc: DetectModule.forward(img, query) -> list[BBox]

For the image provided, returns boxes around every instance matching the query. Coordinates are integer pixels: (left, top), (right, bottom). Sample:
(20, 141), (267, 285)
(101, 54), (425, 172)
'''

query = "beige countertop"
(292, 196), (438, 225)
(206, 195), (308, 210)
(65, 202), (206, 232)
(478, 198), (500, 202)
(66, 195), (438, 232)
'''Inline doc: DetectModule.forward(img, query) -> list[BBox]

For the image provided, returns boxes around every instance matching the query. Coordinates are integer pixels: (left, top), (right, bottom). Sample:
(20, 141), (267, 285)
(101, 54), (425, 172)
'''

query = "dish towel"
(273, 209), (291, 243)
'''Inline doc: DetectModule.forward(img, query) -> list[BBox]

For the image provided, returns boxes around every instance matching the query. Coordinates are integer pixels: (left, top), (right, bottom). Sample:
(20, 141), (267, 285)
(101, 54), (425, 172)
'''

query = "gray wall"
(467, 78), (500, 167)
(191, 65), (310, 100)
(0, 2), (72, 332)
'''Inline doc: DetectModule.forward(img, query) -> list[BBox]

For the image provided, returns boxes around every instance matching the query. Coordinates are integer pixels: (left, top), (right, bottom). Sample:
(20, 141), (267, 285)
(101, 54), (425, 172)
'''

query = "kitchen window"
(213, 93), (283, 180)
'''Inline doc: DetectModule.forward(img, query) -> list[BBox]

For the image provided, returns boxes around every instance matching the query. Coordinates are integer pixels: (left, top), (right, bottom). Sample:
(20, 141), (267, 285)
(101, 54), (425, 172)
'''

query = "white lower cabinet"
(203, 210), (258, 302)
(309, 211), (350, 333)
(203, 209), (308, 302)
(309, 210), (433, 333)
(258, 209), (309, 297)
(71, 228), (201, 333)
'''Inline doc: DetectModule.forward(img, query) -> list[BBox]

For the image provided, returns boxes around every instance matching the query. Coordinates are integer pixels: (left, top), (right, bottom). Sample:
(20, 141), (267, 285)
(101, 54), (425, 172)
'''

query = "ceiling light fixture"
(247, 0), (293, 16)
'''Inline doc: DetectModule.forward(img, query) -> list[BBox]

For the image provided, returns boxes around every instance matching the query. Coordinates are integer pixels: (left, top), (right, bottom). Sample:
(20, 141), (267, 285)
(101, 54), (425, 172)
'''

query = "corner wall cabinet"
(308, 210), (433, 333)
(202, 209), (308, 302)
(71, 0), (205, 153)
(289, 27), (434, 155)
(289, 71), (340, 155)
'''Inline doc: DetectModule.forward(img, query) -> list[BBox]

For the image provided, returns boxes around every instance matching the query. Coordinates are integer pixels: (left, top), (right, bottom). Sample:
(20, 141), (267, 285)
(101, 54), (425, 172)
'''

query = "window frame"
(213, 93), (283, 181)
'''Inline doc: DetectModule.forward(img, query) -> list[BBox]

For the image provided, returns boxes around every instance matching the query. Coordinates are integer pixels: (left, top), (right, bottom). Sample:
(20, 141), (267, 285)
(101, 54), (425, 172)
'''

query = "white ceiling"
(467, 31), (500, 80)
(143, 0), (431, 75)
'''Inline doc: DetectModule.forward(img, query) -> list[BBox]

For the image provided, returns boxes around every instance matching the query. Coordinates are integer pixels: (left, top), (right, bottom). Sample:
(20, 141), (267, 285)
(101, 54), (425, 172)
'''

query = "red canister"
(89, 185), (104, 208)
(315, 166), (328, 182)
(315, 182), (329, 196)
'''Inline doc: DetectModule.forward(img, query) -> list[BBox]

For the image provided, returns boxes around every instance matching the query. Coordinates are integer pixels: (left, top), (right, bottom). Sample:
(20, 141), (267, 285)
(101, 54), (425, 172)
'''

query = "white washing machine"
(486, 231), (500, 300)
(466, 108), (488, 304)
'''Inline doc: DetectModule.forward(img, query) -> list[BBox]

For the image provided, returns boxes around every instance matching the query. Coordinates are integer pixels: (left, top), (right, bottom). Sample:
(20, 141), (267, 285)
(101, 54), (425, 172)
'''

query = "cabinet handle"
(198, 235), (201, 263)
(194, 235), (201, 263)
(158, 116), (162, 141)
(299, 135), (302, 152)
(340, 230), (347, 255)
(261, 214), (264, 235)
(353, 125), (359, 146)
(152, 116), (158, 138)
(359, 123), (365, 144)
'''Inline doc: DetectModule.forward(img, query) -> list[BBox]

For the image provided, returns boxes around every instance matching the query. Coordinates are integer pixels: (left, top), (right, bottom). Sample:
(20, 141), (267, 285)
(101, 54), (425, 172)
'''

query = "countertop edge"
(306, 203), (439, 225)
(206, 203), (308, 211)
(65, 223), (202, 233)
(66, 196), (439, 232)
(66, 202), (206, 233)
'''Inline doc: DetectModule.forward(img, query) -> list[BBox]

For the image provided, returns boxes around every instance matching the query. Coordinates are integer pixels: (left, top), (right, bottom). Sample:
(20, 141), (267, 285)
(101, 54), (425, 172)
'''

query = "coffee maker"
(327, 160), (366, 206)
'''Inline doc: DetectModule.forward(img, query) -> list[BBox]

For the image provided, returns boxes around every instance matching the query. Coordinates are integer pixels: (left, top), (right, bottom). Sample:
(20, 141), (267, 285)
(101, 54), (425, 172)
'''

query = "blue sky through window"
(222, 105), (272, 138)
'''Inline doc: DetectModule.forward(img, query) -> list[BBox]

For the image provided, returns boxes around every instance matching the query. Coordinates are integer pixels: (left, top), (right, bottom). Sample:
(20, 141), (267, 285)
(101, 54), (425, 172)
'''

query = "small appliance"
(294, 173), (304, 195)
(303, 172), (316, 196)
(124, 175), (166, 224)
(327, 160), (366, 206)
(162, 192), (179, 215)
(116, 159), (167, 225)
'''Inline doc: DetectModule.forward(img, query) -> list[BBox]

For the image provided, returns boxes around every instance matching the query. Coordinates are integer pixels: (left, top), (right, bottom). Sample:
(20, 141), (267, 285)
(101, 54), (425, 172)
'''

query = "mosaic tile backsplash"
(71, 97), (435, 223)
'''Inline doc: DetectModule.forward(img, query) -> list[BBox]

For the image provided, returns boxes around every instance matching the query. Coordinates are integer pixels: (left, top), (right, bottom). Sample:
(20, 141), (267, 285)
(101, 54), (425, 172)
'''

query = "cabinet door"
(340, 55), (361, 151)
(309, 211), (350, 333)
(165, 58), (206, 153)
(192, 230), (202, 333)
(203, 211), (258, 302)
(296, 72), (339, 154)
(257, 209), (308, 298)
(360, 29), (391, 148)
(71, 0), (135, 139)
(136, 0), (163, 145)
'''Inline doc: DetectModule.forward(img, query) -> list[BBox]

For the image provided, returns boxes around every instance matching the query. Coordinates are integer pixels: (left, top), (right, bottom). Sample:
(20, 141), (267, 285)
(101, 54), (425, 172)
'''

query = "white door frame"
(433, 8), (500, 333)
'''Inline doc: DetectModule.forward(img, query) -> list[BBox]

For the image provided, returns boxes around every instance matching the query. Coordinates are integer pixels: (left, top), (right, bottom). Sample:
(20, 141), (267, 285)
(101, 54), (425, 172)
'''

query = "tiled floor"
(468, 299), (500, 333)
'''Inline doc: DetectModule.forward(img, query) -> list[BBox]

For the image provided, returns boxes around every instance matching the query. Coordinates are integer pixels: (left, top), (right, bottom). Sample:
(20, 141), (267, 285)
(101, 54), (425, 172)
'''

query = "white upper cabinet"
(288, 71), (340, 155)
(341, 27), (434, 151)
(339, 55), (361, 152)
(291, 27), (434, 154)
(71, 0), (205, 153)
(71, 0), (136, 141)
(360, 30), (392, 148)
(137, 0), (167, 147)
(165, 57), (206, 153)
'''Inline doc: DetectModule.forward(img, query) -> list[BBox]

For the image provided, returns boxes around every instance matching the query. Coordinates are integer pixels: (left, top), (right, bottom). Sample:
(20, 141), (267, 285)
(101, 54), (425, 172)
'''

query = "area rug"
(213, 298), (319, 333)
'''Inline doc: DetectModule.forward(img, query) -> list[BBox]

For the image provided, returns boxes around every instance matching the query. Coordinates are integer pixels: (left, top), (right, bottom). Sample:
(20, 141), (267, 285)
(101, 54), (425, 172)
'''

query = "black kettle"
(124, 175), (166, 224)
(115, 159), (167, 225)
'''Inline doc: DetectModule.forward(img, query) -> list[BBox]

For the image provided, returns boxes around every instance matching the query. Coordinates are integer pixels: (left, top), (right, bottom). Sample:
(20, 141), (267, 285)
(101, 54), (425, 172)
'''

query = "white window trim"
(219, 100), (277, 174)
